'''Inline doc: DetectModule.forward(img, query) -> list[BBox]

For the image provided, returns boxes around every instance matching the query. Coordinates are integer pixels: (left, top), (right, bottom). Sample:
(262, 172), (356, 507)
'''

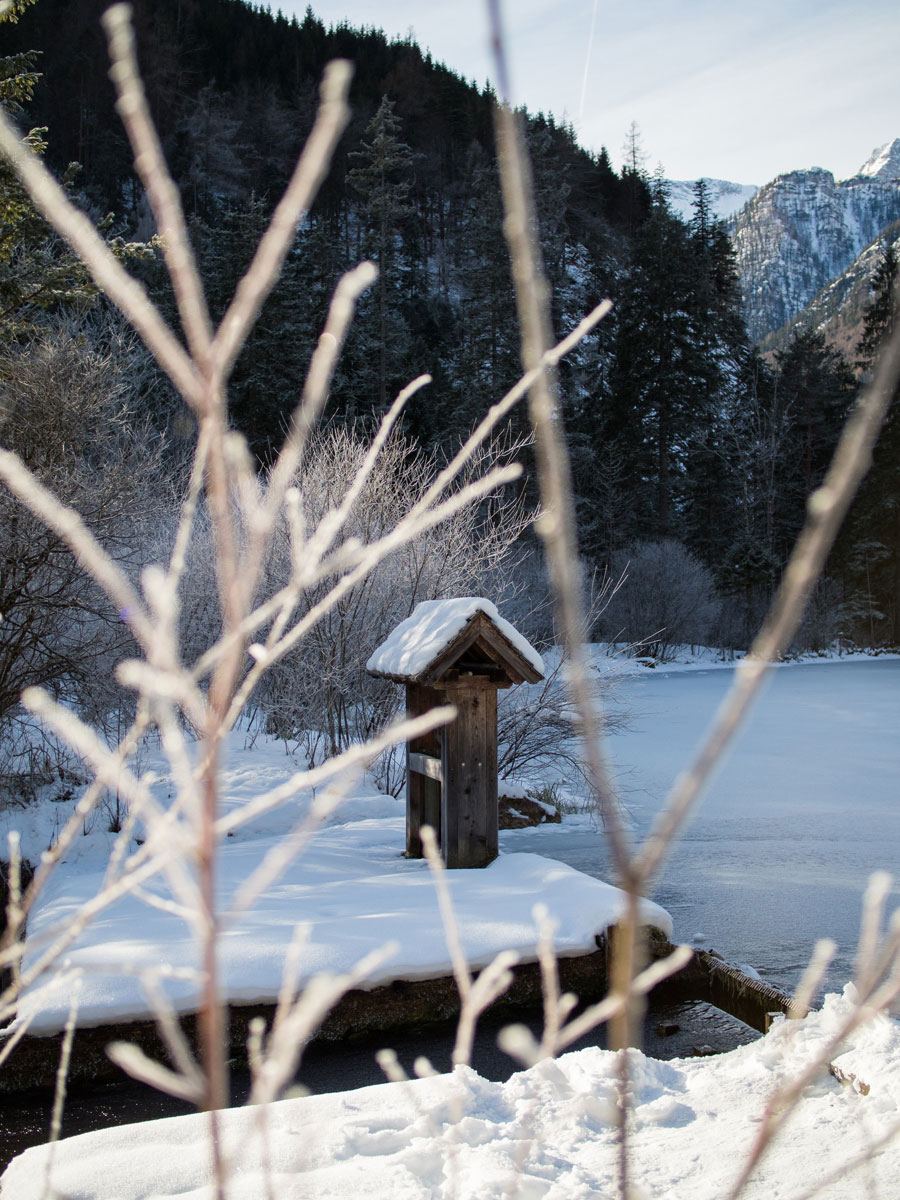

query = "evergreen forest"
(2, 0), (899, 754)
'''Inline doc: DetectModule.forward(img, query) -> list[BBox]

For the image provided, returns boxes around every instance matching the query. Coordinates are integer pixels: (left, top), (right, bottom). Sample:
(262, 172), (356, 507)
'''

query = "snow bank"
(13, 820), (670, 1034)
(366, 597), (544, 679)
(584, 642), (900, 676)
(0, 731), (406, 871)
(4, 988), (899, 1199)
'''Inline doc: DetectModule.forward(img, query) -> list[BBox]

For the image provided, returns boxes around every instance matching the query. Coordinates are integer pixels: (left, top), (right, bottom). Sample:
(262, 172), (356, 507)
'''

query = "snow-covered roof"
(366, 598), (543, 685)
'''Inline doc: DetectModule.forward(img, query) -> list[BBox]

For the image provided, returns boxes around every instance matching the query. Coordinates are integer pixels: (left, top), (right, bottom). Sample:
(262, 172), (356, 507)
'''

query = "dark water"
(0, 999), (754, 1172)
(514, 658), (900, 997)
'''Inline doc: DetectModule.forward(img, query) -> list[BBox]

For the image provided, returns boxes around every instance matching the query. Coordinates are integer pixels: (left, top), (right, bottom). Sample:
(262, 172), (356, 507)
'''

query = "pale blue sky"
(272, 1), (899, 186)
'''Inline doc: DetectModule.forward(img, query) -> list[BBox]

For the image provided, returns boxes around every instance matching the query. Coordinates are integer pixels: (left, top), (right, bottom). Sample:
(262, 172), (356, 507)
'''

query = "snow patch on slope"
(664, 177), (758, 222)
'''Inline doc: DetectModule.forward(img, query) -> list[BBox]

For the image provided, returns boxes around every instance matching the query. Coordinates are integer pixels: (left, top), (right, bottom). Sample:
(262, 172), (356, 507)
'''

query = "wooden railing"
(408, 752), (443, 783)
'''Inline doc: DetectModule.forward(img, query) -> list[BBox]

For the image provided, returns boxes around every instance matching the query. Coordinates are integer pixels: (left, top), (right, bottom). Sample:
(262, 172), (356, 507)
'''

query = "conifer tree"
(0, 0), (156, 338)
(0, 0), (92, 336)
(680, 187), (748, 565)
(610, 188), (717, 540)
(838, 238), (900, 642)
(347, 96), (416, 414)
(857, 238), (899, 373)
(443, 149), (518, 438)
(775, 332), (855, 527)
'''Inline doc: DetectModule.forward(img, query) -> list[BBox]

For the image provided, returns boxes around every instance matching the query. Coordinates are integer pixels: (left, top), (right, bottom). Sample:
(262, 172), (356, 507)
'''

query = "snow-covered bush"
(600, 537), (721, 661)
(0, 317), (170, 777)
(253, 424), (529, 785)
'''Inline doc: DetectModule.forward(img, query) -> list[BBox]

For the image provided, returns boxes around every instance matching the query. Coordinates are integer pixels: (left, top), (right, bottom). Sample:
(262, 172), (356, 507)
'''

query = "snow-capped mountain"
(664, 177), (758, 223)
(857, 138), (900, 182)
(758, 220), (900, 357)
(730, 138), (900, 343)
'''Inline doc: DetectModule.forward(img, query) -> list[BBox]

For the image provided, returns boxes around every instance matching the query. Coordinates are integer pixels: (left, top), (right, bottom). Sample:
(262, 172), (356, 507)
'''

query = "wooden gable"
(416, 609), (543, 687)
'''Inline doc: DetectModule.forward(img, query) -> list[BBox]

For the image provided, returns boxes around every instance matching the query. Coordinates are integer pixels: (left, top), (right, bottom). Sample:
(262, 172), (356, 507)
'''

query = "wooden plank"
(406, 683), (444, 858)
(409, 752), (443, 783)
(476, 618), (543, 684)
(441, 676), (499, 869)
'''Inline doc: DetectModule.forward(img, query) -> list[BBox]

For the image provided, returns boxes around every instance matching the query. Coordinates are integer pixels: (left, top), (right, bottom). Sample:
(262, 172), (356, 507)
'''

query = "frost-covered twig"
(0, 12), (620, 1184)
(41, 980), (81, 1200)
(726, 887), (900, 1198)
(421, 826), (518, 1067)
(635, 309), (900, 888)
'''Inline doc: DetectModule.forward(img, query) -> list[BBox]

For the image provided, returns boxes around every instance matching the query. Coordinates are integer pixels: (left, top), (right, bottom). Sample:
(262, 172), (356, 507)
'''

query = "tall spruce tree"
(187, 201), (315, 460)
(609, 185), (719, 541)
(0, 0), (94, 336)
(347, 96), (416, 415)
(837, 238), (900, 642)
(0, 0), (156, 339)
(442, 147), (518, 440)
(680, 184), (748, 565)
(771, 330), (855, 562)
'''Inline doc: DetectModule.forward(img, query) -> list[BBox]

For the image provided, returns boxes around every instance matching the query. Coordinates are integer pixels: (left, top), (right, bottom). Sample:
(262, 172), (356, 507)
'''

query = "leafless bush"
(0, 316), (170, 770)
(599, 536), (721, 661)
(497, 653), (628, 810)
(254, 424), (530, 787)
(789, 576), (844, 653)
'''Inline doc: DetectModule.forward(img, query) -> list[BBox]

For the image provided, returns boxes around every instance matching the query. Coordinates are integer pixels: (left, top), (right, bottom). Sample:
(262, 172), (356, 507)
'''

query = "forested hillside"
(3, 0), (899, 661)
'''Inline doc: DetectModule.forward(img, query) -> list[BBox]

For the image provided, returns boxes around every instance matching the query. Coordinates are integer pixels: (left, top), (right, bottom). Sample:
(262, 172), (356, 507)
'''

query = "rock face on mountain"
(731, 139), (900, 343)
(758, 220), (900, 359)
(857, 138), (900, 182)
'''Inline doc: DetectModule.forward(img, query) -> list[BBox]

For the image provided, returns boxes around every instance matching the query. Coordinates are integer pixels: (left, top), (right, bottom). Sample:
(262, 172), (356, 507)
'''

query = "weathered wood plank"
(409, 752), (443, 783)
(441, 676), (499, 868)
(406, 683), (444, 858)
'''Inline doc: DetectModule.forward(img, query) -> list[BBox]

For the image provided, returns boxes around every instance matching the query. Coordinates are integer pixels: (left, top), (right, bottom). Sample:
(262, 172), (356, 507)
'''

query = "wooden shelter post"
(405, 683), (442, 858)
(366, 599), (544, 870)
(441, 676), (499, 869)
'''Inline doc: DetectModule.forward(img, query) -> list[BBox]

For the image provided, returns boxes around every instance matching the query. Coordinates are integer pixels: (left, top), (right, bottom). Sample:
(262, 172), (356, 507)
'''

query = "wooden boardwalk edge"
(0, 929), (793, 1095)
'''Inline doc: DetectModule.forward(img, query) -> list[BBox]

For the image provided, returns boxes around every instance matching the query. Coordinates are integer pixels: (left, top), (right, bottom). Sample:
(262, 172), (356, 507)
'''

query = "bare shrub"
(599, 537), (721, 661)
(252, 424), (529, 789)
(0, 316), (169, 768)
(789, 576), (844, 653)
(497, 653), (628, 811)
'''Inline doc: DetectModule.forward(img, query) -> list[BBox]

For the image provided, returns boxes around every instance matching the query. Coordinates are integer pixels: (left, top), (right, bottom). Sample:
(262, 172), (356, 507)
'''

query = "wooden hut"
(367, 598), (544, 869)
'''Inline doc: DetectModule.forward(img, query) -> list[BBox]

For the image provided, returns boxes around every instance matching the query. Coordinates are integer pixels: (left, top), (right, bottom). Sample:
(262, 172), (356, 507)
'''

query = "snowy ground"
(4, 730), (669, 1036)
(14, 817), (670, 1034)
(3, 647), (899, 1196)
(4, 989), (900, 1198)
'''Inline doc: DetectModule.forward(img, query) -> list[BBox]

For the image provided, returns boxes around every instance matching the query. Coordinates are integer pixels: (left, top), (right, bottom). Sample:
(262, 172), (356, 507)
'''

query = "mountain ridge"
(729, 137), (900, 343)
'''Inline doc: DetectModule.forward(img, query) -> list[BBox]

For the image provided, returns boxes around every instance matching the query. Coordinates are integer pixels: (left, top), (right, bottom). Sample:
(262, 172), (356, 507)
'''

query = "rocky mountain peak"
(854, 138), (900, 183)
(730, 138), (900, 342)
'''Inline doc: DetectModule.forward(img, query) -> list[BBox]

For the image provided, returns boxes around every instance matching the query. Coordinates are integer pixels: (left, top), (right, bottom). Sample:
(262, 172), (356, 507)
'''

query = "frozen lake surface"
(515, 658), (900, 995)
